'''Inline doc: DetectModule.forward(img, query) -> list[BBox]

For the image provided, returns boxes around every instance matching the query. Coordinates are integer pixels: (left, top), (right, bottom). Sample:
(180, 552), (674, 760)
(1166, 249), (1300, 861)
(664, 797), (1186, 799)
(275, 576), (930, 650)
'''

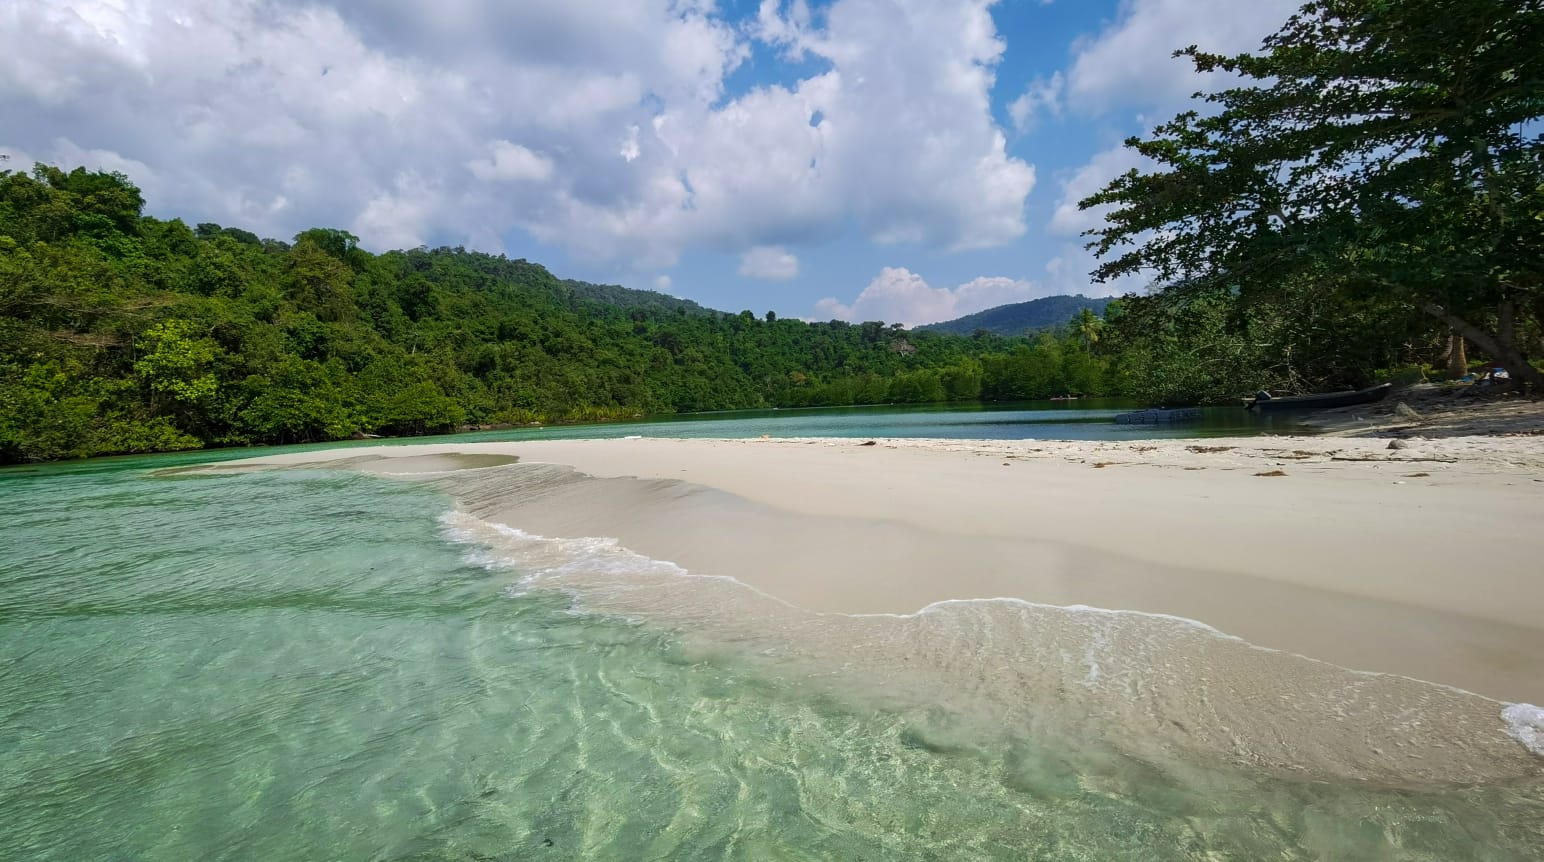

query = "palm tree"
(1073, 307), (1103, 350)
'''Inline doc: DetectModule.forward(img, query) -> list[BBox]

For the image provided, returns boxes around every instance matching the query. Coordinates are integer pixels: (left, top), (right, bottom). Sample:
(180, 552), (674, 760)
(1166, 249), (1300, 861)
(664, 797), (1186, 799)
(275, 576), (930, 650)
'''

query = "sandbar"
(205, 434), (1544, 704)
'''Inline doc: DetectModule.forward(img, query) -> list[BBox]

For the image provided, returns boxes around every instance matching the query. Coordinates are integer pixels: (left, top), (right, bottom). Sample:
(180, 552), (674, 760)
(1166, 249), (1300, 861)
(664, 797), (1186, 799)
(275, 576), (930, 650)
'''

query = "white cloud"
(1036, 0), (1299, 291)
(815, 266), (1049, 327)
(653, 274), (672, 291)
(1048, 143), (1149, 237)
(1007, 72), (1063, 133)
(467, 140), (553, 182)
(1064, 0), (1300, 115)
(1042, 242), (1146, 298)
(0, 0), (1035, 269)
(351, 171), (440, 251)
(738, 245), (799, 280)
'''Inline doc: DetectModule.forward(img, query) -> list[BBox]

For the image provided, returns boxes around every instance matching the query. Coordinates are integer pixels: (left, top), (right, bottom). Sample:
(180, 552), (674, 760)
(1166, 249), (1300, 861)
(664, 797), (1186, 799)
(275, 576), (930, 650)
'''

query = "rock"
(1387, 439), (1411, 450)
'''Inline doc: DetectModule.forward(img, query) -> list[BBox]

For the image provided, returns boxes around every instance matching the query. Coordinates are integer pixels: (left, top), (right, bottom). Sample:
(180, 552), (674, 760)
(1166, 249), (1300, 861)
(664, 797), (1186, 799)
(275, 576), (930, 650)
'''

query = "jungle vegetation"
(0, 165), (1121, 463)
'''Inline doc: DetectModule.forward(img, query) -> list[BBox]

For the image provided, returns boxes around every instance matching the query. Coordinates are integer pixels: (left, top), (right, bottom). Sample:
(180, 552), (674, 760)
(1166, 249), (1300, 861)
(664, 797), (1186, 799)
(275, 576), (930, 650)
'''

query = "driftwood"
(1328, 455), (1459, 464)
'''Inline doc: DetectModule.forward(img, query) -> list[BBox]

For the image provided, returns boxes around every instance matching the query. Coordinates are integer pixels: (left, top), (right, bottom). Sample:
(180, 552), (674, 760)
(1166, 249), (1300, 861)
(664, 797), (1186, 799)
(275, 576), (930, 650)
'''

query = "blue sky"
(1, 0), (1301, 325)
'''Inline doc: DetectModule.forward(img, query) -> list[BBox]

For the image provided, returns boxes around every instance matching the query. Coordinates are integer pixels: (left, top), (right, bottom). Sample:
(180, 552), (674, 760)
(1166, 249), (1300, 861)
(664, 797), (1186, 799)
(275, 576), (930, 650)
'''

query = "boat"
(1247, 382), (1392, 411)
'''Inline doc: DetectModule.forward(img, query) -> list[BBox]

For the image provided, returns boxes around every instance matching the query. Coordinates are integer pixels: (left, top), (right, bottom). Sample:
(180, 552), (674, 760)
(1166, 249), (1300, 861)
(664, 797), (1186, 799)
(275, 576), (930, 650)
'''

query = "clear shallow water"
(3, 454), (1542, 859)
(447, 399), (1318, 445)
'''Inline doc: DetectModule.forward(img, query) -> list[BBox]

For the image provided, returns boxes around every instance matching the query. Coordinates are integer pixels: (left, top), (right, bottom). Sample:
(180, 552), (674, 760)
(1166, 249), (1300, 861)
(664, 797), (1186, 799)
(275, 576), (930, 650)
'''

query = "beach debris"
(1255, 470), (1289, 477)
(1406, 472), (1431, 478)
(1092, 462), (1113, 468)
(1387, 439), (1412, 450)
(1333, 455), (1457, 463)
(1187, 445), (1236, 454)
(859, 440), (878, 447)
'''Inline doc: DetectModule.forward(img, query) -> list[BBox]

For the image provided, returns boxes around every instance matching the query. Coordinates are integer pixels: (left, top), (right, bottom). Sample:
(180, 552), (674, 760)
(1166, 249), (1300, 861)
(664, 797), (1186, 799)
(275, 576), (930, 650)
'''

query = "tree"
(1072, 307), (1103, 350)
(134, 319), (219, 411)
(1082, 0), (1544, 388)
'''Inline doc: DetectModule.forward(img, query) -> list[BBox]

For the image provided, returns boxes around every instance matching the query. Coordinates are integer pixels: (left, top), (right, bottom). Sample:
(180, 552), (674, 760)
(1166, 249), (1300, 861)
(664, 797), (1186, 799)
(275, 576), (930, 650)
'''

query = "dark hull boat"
(1247, 382), (1393, 411)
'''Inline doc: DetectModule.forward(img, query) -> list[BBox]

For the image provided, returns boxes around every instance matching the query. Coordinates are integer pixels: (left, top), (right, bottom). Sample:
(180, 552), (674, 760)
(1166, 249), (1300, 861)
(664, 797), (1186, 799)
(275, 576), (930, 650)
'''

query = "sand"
(203, 434), (1544, 706)
(1306, 385), (1544, 438)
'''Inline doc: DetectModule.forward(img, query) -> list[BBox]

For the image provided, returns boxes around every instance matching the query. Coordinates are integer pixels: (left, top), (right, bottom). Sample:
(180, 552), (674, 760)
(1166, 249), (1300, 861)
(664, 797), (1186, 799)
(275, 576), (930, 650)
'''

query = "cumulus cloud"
(1048, 143), (1150, 237)
(1007, 72), (1063, 133)
(1042, 242), (1147, 298)
(1039, 0), (1299, 289)
(814, 266), (1048, 327)
(468, 141), (554, 183)
(1064, 0), (1300, 115)
(0, 0), (1035, 269)
(738, 245), (799, 280)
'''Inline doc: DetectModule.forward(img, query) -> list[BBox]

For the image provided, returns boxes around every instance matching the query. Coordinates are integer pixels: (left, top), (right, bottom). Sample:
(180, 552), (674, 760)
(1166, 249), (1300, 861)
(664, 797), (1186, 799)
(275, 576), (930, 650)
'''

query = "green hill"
(2, 164), (1131, 463)
(920, 295), (1114, 336)
(559, 278), (718, 317)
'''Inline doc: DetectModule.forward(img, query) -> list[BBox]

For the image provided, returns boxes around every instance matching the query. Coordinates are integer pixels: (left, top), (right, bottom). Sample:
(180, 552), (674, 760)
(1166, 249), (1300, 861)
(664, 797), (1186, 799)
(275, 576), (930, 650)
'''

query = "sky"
(0, 0), (1302, 326)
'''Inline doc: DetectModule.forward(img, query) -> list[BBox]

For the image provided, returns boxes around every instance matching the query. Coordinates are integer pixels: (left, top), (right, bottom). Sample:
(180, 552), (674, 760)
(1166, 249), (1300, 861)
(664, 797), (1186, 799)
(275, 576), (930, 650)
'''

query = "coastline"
(200, 434), (1544, 705)
(188, 433), (1544, 786)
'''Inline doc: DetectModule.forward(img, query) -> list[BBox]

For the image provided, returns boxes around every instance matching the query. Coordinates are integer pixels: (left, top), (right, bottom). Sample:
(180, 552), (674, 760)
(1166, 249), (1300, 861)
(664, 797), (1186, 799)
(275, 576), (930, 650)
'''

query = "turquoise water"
(3, 418), (1543, 859)
(448, 399), (1315, 445)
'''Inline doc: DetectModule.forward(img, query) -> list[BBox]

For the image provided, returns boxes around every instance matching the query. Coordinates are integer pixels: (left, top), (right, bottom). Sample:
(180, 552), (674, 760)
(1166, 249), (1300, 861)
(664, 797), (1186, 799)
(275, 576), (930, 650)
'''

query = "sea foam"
(435, 504), (1543, 787)
(1502, 703), (1544, 756)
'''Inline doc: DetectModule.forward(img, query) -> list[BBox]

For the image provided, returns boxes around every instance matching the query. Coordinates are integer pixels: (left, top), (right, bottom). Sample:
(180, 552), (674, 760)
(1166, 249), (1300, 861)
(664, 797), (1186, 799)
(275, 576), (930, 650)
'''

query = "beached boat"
(1247, 382), (1392, 411)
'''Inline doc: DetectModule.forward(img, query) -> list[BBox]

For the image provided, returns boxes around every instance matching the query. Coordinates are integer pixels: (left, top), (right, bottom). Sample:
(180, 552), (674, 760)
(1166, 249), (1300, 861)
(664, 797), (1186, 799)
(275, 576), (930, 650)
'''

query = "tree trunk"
(1444, 333), (1468, 379)
(1422, 303), (1544, 391)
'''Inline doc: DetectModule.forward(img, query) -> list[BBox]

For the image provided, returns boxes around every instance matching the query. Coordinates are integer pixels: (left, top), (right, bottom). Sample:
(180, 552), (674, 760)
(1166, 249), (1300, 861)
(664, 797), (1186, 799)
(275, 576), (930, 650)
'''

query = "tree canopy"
(0, 164), (1129, 463)
(1081, 0), (1544, 388)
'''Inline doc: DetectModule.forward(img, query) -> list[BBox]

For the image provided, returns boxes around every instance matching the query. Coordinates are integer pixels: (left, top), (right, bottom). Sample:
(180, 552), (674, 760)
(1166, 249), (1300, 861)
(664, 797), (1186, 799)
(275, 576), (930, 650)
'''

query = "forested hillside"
(4, 153), (1513, 463)
(921, 295), (1115, 336)
(0, 165), (1127, 463)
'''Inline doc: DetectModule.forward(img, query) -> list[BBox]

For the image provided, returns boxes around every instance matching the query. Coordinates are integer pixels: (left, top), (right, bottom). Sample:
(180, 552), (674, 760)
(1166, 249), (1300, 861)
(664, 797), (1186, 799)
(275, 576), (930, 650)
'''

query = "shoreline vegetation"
(0, 164), (1119, 466)
(4, 160), (1537, 465)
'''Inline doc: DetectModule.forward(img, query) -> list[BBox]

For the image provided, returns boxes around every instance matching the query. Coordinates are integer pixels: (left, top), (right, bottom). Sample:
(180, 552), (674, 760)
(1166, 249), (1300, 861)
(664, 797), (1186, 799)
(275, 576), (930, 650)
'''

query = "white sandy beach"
(208, 433), (1544, 707)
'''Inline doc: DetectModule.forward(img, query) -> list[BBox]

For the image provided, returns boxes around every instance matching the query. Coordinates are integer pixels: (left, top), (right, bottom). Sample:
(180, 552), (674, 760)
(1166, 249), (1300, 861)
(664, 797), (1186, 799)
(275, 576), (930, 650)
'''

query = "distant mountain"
(919, 295), (1114, 336)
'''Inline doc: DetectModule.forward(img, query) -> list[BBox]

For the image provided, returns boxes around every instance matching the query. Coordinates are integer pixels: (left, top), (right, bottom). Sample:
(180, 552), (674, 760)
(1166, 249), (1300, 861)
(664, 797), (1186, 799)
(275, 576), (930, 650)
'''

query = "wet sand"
(210, 435), (1544, 705)
(192, 435), (1544, 786)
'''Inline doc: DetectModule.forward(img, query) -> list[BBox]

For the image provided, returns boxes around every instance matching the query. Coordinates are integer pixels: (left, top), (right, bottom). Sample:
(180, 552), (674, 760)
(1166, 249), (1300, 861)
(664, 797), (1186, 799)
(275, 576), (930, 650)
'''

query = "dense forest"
(0, 165), (1130, 463)
(0, 178), (1523, 464)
